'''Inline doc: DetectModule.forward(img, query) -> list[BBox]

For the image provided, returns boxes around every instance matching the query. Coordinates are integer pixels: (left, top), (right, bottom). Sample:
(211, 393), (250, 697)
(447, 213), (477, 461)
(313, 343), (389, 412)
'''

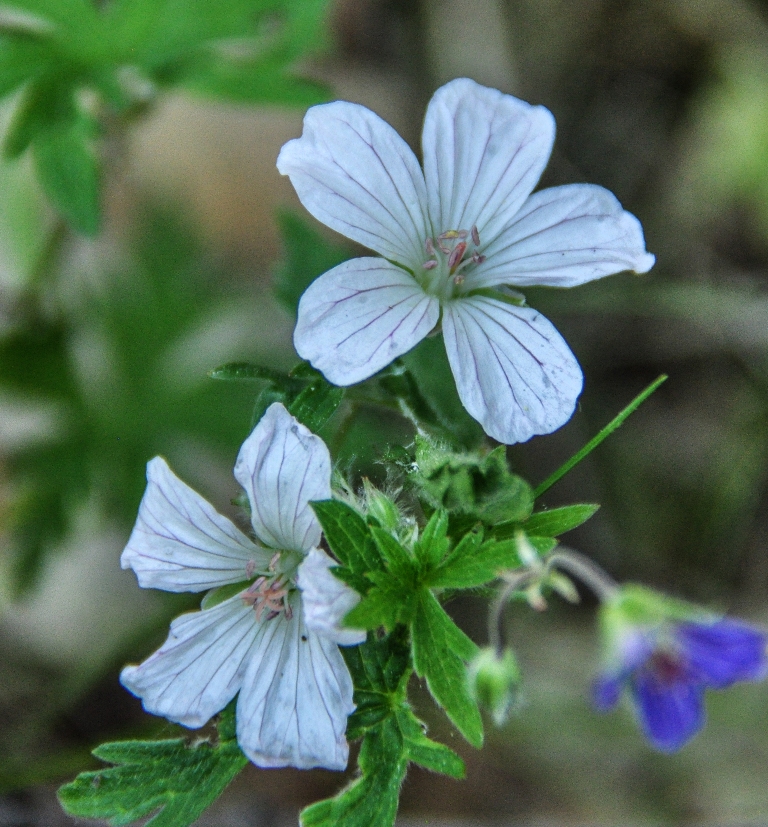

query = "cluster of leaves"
(0, 0), (331, 233)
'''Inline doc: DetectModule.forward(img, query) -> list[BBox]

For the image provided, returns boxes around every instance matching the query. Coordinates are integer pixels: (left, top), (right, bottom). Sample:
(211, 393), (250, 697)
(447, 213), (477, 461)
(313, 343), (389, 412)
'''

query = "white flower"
(119, 402), (362, 771)
(277, 78), (655, 444)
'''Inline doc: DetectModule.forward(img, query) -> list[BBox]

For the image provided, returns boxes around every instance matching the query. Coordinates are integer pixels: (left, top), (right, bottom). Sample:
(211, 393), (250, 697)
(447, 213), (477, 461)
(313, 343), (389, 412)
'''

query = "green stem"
(533, 374), (668, 499)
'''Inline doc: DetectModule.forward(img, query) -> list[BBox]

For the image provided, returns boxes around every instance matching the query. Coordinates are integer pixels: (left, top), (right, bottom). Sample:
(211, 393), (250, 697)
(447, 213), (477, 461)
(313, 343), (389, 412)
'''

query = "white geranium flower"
(119, 402), (363, 771)
(277, 78), (655, 444)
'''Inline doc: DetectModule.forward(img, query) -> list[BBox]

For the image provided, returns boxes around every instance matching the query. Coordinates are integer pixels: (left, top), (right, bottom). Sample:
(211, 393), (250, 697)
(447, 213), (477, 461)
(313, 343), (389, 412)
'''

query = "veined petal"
(442, 296), (583, 444)
(677, 620), (768, 689)
(633, 669), (705, 753)
(297, 548), (366, 646)
(422, 78), (554, 248)
(234, 403), (331, 553)
(467, 184), (656, 291)
(236, 594), (354, 770)
(277, 100), (429, 268)
(294, 258), (440, 385)
(121, 457), (265, 592)
(120, 595), (258, 728)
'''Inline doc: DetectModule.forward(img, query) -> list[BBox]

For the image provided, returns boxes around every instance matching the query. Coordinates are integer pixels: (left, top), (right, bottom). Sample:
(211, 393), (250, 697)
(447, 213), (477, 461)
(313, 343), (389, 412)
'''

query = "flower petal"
(234, 403), (331, 553)
(277, 100), (429, 268)
(120, 595), (258, 728)
(467, 184), (655, 291)
(422, 78), (555, 247)
(677, 620), (768, 689)
(633, 669), (705, 753)
(592, 673), (622, 711)
(236, 594), (354, 770)
(121, 457), (265, 592)
(294, 258), (440, 385)
(442, 296), (583, 444)
(297, 548), (366, 646)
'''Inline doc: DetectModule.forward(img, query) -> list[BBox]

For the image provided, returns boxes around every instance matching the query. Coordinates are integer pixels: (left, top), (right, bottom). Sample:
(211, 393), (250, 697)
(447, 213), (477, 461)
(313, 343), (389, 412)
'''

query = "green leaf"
(369, 526), (416, 584)
(32, 116), (99, 235)
(58, 729), (247, 827)
(208, 362), (289, 383)
(411, 590), (482, 747)
(300, 718), (407, 827)
(273, 210), (350, 314)
(344, 570), (409, 632)
(311, 499), (381, 574)
(412, 509), (449, 571)
(3, 74), (75, 159)
(0, 35), (56, 100)
(429, 534), (519, 589)
(522, 504), (600, 537)
(396, 708), (465, 779)
(288, 371), (344, 433)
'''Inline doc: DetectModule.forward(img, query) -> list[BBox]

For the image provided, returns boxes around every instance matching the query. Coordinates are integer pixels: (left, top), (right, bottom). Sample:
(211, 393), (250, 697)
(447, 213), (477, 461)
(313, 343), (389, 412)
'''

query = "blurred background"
(3, 0), (768, 823)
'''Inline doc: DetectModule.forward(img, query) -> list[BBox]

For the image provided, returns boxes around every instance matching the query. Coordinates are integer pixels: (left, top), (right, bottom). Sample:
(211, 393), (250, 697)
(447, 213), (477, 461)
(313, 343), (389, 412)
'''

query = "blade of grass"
(533, 374), (668, 499)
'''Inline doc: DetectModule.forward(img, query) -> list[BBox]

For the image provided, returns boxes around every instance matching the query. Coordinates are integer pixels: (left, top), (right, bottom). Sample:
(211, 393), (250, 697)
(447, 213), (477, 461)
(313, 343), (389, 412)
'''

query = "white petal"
(297, 548), (366, 646)
(121, 457), (266, 592)
(294, 258), (440, 385)
(277, 100), (429, 268)
(422, 78), (555, 246)
(120, 595), (258, 728)
(234, 403), (331, 552)
(468, 184), (655, 290)
(236, 595), (354, 770)
(442, 296), (583, 444)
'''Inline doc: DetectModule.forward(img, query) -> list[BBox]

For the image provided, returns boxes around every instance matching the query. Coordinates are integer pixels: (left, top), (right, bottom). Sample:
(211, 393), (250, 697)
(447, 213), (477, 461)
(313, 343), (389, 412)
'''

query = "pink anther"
(471, 225), (480, 246)
(422, 260), (438, 270)
(448, 241), (467, 271)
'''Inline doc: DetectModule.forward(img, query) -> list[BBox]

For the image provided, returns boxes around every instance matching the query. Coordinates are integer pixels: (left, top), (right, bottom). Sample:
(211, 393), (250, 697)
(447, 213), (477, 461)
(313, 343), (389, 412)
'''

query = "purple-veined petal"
(120, 595), (258, 728)
(466, 184), (655, 291)
(294, 258), (440, 385)
(422, 78), (554, 249)
(592, 673), (623, 711)
(677, 620), (768, 689)
(442, 295), (583, 444)
(121, 457), (266, 592)
(633, 666), (705, 753)
(236, 594), (354, 770)
(234, 403), (331, 553)
(297, 548), (366, 646)
(277, 100), (429, 268)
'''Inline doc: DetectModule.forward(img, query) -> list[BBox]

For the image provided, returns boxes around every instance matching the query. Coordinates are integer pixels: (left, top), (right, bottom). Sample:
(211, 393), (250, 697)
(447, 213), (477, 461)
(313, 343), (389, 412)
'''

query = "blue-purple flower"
(593, 586), (767, 752)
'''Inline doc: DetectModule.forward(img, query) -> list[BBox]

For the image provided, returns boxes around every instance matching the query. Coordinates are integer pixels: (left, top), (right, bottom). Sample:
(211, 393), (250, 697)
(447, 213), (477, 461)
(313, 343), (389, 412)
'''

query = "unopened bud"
(363, 479), (400, 532)
(468, 647), (521, 726)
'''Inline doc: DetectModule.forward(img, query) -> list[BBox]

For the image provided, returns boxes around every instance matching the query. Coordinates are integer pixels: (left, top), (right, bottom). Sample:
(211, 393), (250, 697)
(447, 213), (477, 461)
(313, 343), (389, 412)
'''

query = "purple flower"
(594, 618), (767, 752)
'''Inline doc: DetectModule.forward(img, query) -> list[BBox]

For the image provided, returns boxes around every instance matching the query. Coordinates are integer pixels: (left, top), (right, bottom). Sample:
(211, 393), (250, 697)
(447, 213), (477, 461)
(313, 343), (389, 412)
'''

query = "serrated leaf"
(288, 373), (343, 433)
(343, 571), (408, 632)
(311, 499), (381, 574)
(411, 590), (482, 747)
(429, 535), (519, 589)
(32, 116), (99, 235)
(412, 509), (449, 571)
(396, 708), (465, 779)
(300, 718), (407, 827)
(58, 732), (247, 827)
(523, 504), (600, 537)
(273, 209), (350, 314)
(369, 526), (416, 584)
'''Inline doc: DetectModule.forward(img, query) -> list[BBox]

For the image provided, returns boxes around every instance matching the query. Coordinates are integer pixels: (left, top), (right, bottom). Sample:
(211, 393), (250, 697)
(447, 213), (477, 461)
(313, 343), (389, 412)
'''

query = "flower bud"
(468, 647), (521, 726)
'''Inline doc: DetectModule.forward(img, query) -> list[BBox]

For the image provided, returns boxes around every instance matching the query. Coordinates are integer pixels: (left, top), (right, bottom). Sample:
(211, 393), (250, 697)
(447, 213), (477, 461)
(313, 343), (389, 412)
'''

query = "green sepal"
(411, 590), (482, 747)
(200, 580), (249, 610)
(58, 707), (247, 827)
(208, 362), (290, 383)
(522, 504), (600, 537)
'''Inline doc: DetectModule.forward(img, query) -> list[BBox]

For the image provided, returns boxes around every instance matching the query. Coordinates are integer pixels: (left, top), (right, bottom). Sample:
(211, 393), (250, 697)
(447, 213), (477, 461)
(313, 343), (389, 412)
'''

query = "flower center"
(646, 651), (687, 686)
(241, 552), (295, 622)
(419, 225), (485, 300)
